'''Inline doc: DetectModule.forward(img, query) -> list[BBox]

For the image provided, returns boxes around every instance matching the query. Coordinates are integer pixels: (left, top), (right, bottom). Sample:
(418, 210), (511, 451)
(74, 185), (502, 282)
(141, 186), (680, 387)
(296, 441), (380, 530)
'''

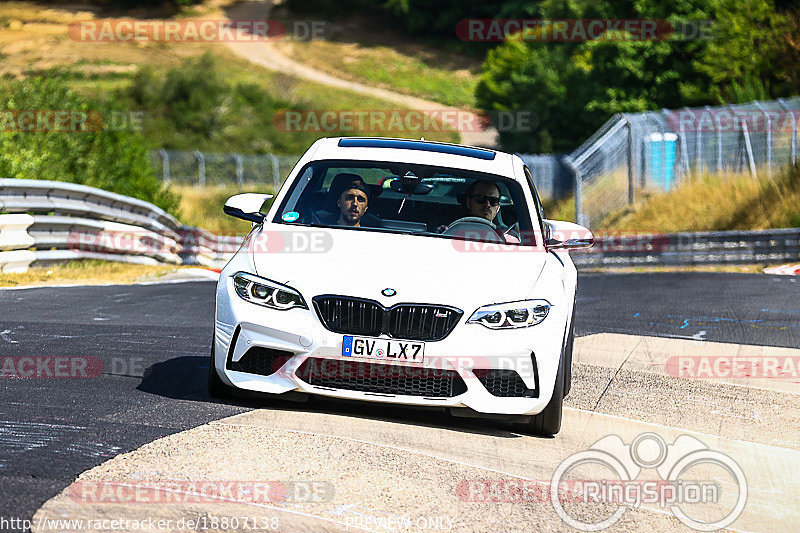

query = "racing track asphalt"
(1, 272), (799, 529)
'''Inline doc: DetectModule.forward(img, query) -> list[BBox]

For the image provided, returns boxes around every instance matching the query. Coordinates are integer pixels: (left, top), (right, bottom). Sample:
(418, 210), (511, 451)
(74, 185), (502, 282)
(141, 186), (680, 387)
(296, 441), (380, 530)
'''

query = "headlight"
(467, 300), (550, 329)
(232, 272), (307, 310)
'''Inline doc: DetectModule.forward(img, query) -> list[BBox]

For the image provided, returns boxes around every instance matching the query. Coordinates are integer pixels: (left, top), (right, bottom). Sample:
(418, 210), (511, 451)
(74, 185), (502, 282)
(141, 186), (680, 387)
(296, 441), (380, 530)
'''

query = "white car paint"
(212, 138), (591, 430)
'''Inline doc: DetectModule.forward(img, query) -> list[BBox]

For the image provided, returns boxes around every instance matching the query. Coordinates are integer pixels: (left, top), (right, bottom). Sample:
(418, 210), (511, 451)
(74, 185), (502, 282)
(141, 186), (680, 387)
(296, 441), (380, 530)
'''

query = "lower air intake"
(474, 369), (538, 398)
(227, 347), (294, 377)
(296, 357), (467, 398)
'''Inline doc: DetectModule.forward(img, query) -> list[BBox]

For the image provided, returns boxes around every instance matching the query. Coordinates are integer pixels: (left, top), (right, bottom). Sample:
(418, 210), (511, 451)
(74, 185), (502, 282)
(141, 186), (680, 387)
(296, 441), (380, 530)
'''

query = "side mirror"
(544, 219), (593, 250)
(223, 193), (273, 224)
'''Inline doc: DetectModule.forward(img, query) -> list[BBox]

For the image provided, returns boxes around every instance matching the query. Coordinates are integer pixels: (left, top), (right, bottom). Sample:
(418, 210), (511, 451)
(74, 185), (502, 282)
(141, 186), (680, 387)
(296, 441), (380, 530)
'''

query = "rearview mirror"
(223, 193), (273, 223)
(389, 179), (434, 195)
(544, 219), (593, 250)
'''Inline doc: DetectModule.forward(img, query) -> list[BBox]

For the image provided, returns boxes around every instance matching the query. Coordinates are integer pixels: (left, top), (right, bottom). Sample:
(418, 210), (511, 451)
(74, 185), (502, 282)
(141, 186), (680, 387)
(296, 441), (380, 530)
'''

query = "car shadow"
(137, 357), (546, 439)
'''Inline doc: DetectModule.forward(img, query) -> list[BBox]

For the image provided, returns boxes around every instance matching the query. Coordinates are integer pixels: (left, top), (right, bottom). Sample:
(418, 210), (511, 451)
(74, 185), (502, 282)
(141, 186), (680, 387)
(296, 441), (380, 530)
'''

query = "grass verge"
(174, 184), (274, 235)
(545, 165), (800, 232)
(0, 260), (191, 288)
(601, 165), (800, 232)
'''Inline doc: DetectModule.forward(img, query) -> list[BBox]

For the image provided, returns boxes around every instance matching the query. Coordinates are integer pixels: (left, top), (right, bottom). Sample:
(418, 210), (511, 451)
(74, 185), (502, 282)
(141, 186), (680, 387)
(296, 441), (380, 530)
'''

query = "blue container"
(648, 133), (677, 191)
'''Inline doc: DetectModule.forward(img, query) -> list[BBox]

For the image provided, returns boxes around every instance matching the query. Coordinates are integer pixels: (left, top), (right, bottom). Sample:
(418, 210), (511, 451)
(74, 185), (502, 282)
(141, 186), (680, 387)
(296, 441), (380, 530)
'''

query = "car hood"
(250, 224), (548, 312)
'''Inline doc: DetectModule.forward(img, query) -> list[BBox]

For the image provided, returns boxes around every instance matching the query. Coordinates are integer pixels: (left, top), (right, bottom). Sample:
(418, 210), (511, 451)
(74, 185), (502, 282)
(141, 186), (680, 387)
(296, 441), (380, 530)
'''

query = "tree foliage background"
(288, 0), (798, 153)
(476, 0), (798, 152)
(0, 76), (177, 212)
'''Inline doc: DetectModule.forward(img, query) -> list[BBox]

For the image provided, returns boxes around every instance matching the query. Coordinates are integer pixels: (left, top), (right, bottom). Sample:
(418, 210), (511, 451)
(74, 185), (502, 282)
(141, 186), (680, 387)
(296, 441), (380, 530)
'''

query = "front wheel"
(518, 347), (564, 436)
(208, 344), (233, 399)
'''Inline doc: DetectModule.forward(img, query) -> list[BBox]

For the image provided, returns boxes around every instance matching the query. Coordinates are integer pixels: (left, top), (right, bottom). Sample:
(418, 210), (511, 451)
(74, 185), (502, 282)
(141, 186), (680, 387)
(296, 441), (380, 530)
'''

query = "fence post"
(158, 149), (170, 184)
(709, 106), (722, 172)
(687, 107), (702, 175)
(778, 98), (797, 165)
(193, 150), (206, 187)
(565, 158), (585, 227)
(233, 153), (244, 187)
(739, 119), (757, 179)
(268, 153), (280, 191)
(754, 101), (772, 178)
(624, 116), (634, 205)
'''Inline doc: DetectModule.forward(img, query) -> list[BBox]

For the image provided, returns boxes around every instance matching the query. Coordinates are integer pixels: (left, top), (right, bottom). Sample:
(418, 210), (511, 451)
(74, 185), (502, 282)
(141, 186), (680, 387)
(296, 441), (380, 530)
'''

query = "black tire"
(519, 343), (565, 436)
(563, 309), (575, 397)
(207, 344), (233, 399)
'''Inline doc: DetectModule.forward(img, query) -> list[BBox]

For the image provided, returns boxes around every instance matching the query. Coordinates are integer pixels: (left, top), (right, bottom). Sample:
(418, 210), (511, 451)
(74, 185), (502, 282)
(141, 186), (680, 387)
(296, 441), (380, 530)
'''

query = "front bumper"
(214, 276), (567, 417)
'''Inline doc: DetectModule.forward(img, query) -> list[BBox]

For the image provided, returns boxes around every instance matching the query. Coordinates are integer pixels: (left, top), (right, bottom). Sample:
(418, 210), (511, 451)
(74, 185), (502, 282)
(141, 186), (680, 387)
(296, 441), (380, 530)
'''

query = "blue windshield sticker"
(282, 211), (300, 222)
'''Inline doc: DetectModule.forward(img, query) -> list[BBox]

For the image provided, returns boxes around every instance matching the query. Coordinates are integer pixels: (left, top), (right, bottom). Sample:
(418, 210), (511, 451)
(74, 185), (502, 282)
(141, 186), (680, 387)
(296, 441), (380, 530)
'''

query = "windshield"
(272, 160), (537, 246)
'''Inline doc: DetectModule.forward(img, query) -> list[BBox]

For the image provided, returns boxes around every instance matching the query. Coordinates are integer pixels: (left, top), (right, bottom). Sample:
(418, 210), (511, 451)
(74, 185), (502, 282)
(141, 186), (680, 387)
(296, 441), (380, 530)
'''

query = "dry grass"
(542, 195), (576, 222)
(0, 2), (459, 145)
(0, 259), (184, 287)
(274, 39), (479, 108)
(269, 5), (481, 109)
(0, 3), (203, 77)
(173, 184), (274, 235)
(602, 165), (800, 232)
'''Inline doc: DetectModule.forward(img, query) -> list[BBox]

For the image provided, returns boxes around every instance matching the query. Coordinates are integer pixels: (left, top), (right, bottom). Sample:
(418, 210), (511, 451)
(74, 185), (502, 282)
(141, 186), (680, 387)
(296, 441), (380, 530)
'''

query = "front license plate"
(342, 336), (425, 364)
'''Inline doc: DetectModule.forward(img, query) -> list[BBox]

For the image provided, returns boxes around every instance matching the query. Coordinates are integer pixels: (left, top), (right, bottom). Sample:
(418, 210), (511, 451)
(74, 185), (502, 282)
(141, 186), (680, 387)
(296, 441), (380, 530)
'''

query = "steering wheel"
(441, 217), (504, 243)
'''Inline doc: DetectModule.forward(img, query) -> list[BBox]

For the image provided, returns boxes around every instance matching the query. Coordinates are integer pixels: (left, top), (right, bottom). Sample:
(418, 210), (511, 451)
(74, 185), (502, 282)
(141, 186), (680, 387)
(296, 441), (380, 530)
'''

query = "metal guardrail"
(573, 228), (800, 267)
(2, 179), (798, 272)
(0, 180), (244, 272)
(0, 179), (181, 238)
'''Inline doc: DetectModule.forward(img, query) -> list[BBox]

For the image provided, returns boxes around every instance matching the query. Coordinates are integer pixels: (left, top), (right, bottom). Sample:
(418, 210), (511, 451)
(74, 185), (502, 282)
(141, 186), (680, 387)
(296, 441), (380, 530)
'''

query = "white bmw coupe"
(210, 137), (592, 435)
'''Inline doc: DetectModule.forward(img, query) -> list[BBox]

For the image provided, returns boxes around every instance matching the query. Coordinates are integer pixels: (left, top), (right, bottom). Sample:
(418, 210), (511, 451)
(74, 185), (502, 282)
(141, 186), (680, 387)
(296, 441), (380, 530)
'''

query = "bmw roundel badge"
(381, 288), (397, 297)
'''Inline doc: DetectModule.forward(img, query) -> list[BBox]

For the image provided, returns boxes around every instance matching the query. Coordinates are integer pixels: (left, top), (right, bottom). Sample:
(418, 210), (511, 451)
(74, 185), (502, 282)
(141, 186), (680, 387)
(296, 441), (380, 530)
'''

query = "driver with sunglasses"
(465, 180), (502, 222)
(441, 179), (520, 243)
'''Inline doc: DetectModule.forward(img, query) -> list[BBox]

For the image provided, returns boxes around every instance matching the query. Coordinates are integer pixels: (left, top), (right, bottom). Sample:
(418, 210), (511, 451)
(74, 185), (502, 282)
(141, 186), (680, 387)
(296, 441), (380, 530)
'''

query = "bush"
(124, 53), (366, 154)
(0, 76), (177, 212)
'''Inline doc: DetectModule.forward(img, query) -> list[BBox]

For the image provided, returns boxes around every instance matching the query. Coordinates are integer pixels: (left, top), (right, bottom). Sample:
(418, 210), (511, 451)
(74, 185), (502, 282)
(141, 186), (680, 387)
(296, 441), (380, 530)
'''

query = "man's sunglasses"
(469, 194), (501, 207)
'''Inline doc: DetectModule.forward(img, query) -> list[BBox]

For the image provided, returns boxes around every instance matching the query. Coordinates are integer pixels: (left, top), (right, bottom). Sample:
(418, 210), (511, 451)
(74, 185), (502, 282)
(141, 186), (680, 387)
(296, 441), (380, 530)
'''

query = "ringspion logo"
(551, 433), (747, 531)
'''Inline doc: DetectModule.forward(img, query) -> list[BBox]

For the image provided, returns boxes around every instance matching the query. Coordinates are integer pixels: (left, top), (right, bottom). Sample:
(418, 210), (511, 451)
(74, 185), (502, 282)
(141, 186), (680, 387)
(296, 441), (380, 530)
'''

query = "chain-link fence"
(152, 148), (577, 200)
(150, 150), (301, 191)
(564, 97), (800, 228)
(151, 96), (799, 227)
(517, 154), (572, 199)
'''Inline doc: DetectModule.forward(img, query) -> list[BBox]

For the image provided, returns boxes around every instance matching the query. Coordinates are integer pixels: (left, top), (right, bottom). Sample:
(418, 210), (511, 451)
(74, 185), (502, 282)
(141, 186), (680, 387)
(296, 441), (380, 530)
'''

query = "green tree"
(695, 0), (789, 103)
(0, 76), (176, 212)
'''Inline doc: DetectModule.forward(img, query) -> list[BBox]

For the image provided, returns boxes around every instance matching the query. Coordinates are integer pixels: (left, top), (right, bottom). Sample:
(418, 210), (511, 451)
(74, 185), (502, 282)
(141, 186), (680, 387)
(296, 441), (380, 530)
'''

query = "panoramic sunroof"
(337, 138), (496, 160)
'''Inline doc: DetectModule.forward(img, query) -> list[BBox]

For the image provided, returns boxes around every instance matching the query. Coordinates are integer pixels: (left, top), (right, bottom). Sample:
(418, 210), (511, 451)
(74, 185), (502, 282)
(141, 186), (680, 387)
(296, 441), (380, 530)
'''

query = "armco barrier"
(573, 228), (800, 267)
(0, 180), (244, 273)
(2, 179), (798, 272)
(0, 179), (180, 238)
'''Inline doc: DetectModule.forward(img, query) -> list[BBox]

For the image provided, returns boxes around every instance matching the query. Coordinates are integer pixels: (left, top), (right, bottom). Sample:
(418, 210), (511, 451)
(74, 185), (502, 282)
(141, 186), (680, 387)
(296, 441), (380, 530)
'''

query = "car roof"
(307, 137), (520, 179)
